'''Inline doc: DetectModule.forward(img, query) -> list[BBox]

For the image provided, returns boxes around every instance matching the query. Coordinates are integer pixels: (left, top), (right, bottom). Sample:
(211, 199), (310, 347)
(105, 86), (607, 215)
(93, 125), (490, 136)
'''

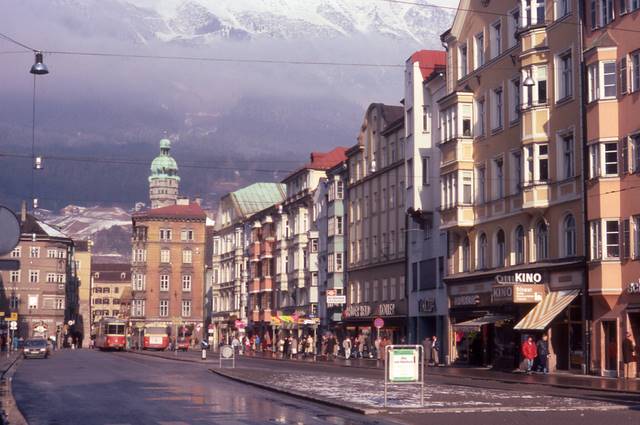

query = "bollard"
(202, 348), (207, 360)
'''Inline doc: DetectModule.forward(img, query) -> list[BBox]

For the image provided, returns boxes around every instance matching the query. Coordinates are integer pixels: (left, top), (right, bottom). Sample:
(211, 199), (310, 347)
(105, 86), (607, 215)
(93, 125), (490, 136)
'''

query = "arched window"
(515, 225), (526, 264)
(564, 214), (577, 256)
(462, 237), (471, 272)
(478, 233), (488, 269)
(496, 229), (506, 267)
(536, 220), (548, 260)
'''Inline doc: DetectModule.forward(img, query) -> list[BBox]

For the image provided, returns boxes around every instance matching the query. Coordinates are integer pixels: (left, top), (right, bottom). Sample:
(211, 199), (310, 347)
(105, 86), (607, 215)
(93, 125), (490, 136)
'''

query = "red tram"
(95, 318), (127, 350)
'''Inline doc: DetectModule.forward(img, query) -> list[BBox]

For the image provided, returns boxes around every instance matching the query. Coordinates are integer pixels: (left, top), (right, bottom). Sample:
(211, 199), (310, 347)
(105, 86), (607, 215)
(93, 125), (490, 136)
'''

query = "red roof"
(409, 50), (446, 81)
(305, 147), (348, 170)
(134, 203), (206, 220)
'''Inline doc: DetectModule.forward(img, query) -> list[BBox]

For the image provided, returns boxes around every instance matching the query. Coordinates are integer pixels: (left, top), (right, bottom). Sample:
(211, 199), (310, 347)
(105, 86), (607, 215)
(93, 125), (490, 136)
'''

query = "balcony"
(439, 137), (473, 168)
(261, 240), (274, 259)
(440, 205), (474, 230)
(249, 278), (260, 294)
(249, 241), (260, 262)
(261, 277), (273, 292)
(522, 182), (550, 211)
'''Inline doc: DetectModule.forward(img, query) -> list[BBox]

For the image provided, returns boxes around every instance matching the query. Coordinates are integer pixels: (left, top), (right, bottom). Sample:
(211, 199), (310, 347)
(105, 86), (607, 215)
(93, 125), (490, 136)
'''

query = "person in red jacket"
(521, 336), (538, 374)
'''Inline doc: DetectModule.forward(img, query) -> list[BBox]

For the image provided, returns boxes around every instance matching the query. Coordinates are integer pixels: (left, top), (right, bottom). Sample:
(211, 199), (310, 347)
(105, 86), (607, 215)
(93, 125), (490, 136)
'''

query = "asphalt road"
(11, 349), (640, 425)
(11, 349), (391, 425)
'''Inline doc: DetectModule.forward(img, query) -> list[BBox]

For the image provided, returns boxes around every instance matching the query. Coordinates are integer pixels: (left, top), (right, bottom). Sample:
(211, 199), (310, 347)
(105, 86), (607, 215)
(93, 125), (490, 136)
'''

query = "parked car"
(23, 338), (50, 359)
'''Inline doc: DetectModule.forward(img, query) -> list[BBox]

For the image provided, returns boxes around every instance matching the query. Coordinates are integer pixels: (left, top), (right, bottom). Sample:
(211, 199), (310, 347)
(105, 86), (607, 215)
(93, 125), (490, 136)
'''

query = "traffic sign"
(9, 313), (18, 321)
(9, 321), (17, 331)
(220, 345), (234, 359)
(374, 317), (384, 329)
(0, 206), (20, 256)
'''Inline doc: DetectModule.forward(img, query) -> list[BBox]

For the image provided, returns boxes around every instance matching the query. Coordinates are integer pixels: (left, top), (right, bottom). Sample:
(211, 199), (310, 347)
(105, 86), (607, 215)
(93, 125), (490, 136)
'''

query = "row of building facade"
(206, 0), (640, 378)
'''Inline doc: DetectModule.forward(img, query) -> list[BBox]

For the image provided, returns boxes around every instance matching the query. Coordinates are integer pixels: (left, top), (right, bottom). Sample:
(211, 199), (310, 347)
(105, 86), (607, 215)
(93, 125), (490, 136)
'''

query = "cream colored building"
(90, 263), (131, 326)
(441, 0), (585, 372)
(344, 103), (408, 342)
(74, 241), (92, 347)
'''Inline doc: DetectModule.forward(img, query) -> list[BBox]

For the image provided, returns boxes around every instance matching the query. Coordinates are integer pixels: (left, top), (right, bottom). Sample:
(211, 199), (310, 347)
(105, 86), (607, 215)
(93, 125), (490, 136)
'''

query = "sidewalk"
(128, 348), (640, 394)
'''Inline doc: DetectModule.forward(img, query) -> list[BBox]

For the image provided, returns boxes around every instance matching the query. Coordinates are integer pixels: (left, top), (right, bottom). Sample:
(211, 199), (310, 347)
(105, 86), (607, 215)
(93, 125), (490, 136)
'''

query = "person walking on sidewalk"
(327, 334), (335, 360)
(306, 334), (314, 358)
(357, 335), (364, 358)
(423, 337), (432, 365)
(430, 335), (440, 366)
(522, 336), (537, 374)
(536, 334), (550, 374)
(343, 336), (352, 360)
(622, 332), (635, 379)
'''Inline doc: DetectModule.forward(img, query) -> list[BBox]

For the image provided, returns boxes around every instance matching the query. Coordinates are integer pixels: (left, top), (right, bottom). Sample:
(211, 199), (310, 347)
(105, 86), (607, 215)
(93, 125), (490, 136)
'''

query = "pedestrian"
(622, 332), (635, 379)
(430, 335), (440, 366)
(536, 334), (550, 374)
(375, 336), (382, 360)
(343, 336), (352, 360)
(277, 337), (285, 358)
(357, 335), (364, 358)
(521, 336), (537, 374)
(327, 335), (335, 360)
(423, 337), (432, 365)
(255, 335), (261, 352)
(231, 336), (240, 354)
(291, 336), (298, 359)
(306, 334), (314, 357)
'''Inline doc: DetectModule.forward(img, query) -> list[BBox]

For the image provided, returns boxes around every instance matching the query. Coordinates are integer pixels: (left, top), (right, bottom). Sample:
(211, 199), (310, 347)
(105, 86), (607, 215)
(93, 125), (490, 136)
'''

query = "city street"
(10, 349), (640, 425)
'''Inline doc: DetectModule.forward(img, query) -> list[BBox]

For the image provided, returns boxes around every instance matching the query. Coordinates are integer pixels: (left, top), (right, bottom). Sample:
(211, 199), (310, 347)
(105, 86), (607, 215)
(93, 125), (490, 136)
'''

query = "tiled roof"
(380, 104), (404, 125)
(134, 203), (206, 220)
(92, 263), (131, 282)
(92, 262), (130, 272)
(305, 147), (349, 170)
(19, 214), (70, 240)
(409, 50), (447, 81)
(231, 182), (286, 217)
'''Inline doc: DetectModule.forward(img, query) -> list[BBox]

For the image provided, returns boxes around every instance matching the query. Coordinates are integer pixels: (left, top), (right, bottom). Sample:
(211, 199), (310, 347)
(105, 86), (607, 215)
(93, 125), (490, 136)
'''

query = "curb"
(125, 349), (215, 364)
(209, 368), (381, 415)
(1, 354), (27, 425)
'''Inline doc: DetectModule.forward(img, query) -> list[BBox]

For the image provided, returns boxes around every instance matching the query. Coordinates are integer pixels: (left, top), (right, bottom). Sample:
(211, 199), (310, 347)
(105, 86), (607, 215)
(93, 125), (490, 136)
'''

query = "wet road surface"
(12, 349), (392, 425)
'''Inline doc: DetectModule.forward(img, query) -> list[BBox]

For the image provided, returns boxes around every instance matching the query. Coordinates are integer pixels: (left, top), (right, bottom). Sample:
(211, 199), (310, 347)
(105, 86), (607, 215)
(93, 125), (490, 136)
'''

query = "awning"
(452, 314), (513, 332)
(514, 289), (580, 331)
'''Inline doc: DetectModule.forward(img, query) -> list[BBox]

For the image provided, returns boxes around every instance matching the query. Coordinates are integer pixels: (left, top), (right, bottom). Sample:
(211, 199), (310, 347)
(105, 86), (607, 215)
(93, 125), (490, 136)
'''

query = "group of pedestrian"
(422, 335), (440, 366)
(521, 334), (550, 374)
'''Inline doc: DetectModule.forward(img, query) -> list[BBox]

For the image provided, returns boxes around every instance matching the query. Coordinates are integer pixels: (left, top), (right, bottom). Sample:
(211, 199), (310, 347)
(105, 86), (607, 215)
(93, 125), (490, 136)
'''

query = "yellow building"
(441, 0), (585, 372)
(90, 262), (131, 328)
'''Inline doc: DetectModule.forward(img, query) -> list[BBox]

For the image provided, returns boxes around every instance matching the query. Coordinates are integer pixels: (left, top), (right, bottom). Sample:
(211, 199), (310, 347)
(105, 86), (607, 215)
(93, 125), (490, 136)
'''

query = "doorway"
(602, 320), (618, 376)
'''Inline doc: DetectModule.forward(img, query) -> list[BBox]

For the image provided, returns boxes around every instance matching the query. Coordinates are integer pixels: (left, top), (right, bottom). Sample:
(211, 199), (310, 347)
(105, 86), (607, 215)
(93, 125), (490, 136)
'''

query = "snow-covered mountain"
(48, 0), (452, 45)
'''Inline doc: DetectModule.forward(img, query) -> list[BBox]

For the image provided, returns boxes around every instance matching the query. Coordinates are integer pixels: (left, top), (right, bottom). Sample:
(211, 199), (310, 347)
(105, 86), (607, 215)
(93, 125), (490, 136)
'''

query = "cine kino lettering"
(495, 272), (543, 285)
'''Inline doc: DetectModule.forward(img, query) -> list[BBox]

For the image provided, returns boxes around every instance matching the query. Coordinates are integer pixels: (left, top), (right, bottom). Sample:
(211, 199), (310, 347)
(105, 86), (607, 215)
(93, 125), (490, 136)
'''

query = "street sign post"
(219, 344), (235, 368)
(384, 345), (424, 408)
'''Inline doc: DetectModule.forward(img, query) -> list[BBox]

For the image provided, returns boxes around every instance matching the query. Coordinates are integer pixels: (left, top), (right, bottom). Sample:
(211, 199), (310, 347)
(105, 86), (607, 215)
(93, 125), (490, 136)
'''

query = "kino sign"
(495, 272), (544, 285)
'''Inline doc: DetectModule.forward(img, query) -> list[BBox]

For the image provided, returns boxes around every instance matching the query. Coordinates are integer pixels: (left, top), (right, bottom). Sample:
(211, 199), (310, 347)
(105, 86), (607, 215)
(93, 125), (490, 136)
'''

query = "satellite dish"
(0, 206), (20, 256)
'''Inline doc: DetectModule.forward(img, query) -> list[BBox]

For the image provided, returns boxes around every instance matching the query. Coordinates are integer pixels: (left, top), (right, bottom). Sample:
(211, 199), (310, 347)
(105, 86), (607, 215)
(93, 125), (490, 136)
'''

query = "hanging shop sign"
(492, 284), (545, 304)
(628, 280), (640, 294)
(327, 295), (347, 305)
(495, 272), (546, 285)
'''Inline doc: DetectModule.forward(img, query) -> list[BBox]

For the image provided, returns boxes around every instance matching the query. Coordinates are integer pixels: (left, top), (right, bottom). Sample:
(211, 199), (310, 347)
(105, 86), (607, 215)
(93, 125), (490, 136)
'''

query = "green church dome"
(149, 138), (180, 182)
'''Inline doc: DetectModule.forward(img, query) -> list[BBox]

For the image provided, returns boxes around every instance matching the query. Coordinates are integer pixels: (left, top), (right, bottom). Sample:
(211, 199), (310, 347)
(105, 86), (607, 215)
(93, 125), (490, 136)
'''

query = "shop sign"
(495, 272), (544, 285)
(377, 303), (396, 316)
(344, 304), (372, 318)
(418, 298), (436, 313)
(492, 284), (544, 304)
(628, 280), (640, 294)
(327, 295), (346, 305)
(452, 294), (480, 306)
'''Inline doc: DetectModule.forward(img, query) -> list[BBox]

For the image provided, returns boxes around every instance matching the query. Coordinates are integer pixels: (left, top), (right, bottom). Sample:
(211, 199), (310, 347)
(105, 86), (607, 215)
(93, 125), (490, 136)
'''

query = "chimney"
(194, 197), (202, 206)
(21, 200), (27, 223)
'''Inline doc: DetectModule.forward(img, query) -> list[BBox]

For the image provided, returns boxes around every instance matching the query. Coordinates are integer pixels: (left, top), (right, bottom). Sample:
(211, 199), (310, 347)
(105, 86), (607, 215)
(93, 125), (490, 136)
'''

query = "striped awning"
(452, 314), (513, 332)
(514, 289), (580, 331)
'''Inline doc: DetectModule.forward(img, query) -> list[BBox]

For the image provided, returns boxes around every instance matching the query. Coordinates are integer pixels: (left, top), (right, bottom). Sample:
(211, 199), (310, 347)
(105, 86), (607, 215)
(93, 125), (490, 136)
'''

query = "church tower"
(149, 138), (180, 209)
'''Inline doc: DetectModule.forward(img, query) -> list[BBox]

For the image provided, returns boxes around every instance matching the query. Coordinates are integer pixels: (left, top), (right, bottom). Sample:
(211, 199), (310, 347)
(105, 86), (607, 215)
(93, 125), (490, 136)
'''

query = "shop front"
(342, 300), (408, 344)
(448, 266), (585, 372)
(408, 289), (449, 361)
(591, 277), (640, 377)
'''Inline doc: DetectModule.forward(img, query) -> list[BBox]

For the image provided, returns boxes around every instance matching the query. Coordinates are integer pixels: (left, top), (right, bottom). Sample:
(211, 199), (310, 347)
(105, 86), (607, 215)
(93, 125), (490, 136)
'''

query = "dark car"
(23, 338), (50, 359)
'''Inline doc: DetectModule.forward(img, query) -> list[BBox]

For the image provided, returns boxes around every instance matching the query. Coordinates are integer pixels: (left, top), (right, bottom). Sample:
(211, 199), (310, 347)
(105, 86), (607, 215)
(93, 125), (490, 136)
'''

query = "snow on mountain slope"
(122, 0), (453, 44)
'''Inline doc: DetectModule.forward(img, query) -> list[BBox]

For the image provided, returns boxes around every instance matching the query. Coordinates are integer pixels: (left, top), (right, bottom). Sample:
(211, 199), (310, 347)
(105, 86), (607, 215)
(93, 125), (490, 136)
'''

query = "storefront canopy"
(452, 314), (513, 332)
(514, 289), (580, 331)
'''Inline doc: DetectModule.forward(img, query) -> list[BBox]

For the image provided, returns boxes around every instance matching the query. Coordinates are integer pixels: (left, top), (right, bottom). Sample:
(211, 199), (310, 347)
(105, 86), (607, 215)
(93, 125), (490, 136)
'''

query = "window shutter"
(622, 137), (629, 175)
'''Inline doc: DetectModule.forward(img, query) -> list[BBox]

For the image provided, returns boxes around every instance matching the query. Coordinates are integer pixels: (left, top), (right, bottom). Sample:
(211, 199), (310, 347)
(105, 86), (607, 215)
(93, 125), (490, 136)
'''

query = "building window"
(564, 215), (577, 256)
(523, 66), (548, 106)
(423, 105), (431, 133)
(459, 43), (468, 78)
(180, 229), (194, 241)
(335, 253), (343, 272)
(490, 20), (501, 59)
(632, 52), (640, 92)
(476, 166), (486, 204)
(492, 87), (503, 131)
(135, 249), (147, 262)
(475, 98), (485, 137)
(562, 134), (575, 179)
(591, 0), (597, 27)
(10, 271), (20, 283)
(555, 0), (571, 18)
(494, 158), (504, 199)
(182, 275), (192, 292)
(558, 50), (573, 100)
(182, 249), (193, 264)
(605, 220), (620, 258)
(28, 295), (38, 310)
(47, 273), (56, 283)
(604, 142), (619, 176)
(600, 0), (614, 26)
(515, 225), (526, 264)
(159, 249), (170, 263)
(422, 156), (430, 186)
(10, 296), (19, 310)
(160, 229), (172, 241)
(538, 144), (549, 181)
(159, 300), (169, 317)
(462, 237), (471, 272)
(631, 134), (640, 173)
(10, 247), (20, 258)
(589, 61), (617, 101)
(623, 219), (631, 259)
(56, 298), (64, 310)
(462, 172), (473, 204)
(511, 151), (523, 194)
(182, 300), (191, 317)
(160, 275), (169, 291)
(633, 0), (640, 10)
(336, 180), (344, 199)
(620, 57), (628, 94)
(475, 32), (484, 69)
(634, 216), (640, 259)
(30, 247), (40, 258)
(478, 233), (488, 269)
(510, 78), (521, 123)
(133, 273), (145, 290)
(509, 8), (519, 48)
(496, 229), (506, 267)
(536, 221), (549, 260)
(29, 270), (39, 283)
